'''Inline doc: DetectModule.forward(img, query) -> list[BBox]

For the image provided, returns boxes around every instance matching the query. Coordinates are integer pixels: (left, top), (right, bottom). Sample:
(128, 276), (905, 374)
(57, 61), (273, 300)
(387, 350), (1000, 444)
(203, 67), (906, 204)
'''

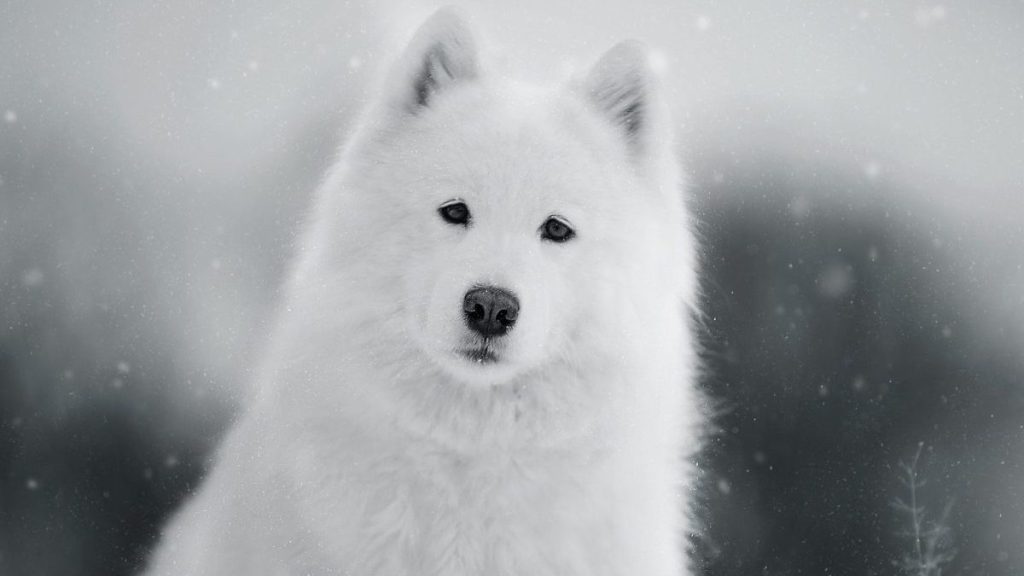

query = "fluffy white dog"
(146, 8), (702, 576)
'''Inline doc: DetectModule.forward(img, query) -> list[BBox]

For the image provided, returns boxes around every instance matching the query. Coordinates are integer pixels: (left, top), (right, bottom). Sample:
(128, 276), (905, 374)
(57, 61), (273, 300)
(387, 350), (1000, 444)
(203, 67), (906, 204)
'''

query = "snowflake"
(716, 478), (731, 495)
(864, 160), (882, 180)
(818, 263), (854, 298)
(648, 50), (668, 75)
(789, 195), (812, 220)
(21, 268), (44, 287)
(915, 5), (947, 28)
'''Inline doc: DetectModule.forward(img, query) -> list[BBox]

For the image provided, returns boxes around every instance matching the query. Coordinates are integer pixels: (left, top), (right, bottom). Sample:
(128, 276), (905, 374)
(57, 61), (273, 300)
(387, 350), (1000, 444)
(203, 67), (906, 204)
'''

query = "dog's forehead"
(415, 86), (620, 204)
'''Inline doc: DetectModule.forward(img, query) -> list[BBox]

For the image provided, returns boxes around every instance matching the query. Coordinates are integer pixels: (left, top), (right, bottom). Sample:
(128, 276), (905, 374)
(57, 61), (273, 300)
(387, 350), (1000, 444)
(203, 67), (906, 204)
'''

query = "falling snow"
(790, 195), (812, 220)
(817, 263), (854, 298)
(863, 161), (882, 180)
(1, 3), (1021, 575)
(716, 478), (732, 495)
(21, 268), (44, 287)
(915, 5), (947, 28)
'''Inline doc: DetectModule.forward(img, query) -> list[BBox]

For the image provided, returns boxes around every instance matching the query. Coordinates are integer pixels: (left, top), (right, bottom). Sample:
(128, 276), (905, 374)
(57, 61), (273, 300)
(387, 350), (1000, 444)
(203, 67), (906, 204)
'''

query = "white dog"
(146, 8), (702, 575)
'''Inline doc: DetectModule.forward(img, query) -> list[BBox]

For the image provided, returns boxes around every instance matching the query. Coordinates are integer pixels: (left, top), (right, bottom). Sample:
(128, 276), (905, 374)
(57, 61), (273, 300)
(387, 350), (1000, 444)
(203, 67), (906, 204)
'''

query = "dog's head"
(333, 9), (691, 388)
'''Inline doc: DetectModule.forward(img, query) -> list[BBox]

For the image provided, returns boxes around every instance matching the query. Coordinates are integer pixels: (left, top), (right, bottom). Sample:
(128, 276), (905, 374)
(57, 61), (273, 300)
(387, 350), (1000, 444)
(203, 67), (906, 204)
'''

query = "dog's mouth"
(459, 342), (500, 364)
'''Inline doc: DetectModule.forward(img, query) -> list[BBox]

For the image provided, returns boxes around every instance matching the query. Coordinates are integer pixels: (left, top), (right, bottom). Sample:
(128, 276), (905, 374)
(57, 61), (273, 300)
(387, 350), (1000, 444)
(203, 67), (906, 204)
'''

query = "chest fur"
(342, 443), (628, 576)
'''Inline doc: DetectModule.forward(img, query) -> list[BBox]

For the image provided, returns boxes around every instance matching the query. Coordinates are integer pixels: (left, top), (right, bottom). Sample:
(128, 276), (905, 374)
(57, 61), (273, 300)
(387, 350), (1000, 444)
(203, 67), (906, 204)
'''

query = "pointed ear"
(386, 7), (479, 114)
(581, 41), (663, 157)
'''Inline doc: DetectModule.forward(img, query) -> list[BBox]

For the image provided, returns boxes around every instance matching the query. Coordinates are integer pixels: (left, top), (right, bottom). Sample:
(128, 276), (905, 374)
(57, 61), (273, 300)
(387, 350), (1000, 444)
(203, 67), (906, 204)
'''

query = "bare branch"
(893, 443), (956, 576)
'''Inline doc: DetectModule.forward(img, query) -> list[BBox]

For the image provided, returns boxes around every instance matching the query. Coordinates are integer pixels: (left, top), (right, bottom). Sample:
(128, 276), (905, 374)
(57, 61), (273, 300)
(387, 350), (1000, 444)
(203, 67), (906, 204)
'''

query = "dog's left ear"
(386, 7), (479, 115)
(581, 41), (666, 161)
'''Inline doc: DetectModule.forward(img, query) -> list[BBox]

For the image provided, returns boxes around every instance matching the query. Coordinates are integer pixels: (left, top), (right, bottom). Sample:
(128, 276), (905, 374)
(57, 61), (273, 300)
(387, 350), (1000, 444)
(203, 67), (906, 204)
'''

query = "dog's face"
(344, 11), (685, 388)
(394, 96), (611, 386)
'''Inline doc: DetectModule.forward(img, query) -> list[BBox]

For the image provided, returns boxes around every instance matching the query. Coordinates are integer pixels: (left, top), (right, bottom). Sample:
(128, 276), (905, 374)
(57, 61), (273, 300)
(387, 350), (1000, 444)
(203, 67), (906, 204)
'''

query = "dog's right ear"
(580, 41), (663, 161)
(385, 7), (479, 115)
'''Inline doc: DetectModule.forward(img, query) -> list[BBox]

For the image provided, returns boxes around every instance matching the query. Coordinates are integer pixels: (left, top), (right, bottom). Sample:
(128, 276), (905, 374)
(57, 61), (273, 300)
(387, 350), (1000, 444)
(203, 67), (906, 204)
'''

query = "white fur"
(145, 8), (702, 576)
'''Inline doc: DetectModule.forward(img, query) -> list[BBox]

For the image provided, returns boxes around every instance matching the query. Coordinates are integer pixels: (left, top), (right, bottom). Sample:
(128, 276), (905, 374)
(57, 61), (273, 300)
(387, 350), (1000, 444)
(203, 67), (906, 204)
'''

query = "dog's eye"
(540, 216), (575, 243)
(438, 200), (470, 226)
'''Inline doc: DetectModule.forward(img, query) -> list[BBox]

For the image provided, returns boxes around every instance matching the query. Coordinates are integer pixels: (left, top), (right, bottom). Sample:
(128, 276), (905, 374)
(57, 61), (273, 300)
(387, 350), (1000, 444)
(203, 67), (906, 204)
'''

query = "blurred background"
(1, 1), (1022, 575)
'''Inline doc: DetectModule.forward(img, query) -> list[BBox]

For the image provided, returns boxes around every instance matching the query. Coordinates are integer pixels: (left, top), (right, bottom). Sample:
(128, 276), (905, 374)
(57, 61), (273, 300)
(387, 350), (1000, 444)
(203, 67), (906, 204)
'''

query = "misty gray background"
(1, 1), (1022, 575)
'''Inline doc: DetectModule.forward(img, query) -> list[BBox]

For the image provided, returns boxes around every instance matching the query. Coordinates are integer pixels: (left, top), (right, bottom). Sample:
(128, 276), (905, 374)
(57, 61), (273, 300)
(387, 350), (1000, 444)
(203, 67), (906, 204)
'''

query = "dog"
(145, 8), (702, 575)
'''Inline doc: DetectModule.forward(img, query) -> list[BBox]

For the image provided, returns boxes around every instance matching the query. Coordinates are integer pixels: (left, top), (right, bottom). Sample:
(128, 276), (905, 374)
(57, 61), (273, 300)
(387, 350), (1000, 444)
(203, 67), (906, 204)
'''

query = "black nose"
(463, 286), (519, 338)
